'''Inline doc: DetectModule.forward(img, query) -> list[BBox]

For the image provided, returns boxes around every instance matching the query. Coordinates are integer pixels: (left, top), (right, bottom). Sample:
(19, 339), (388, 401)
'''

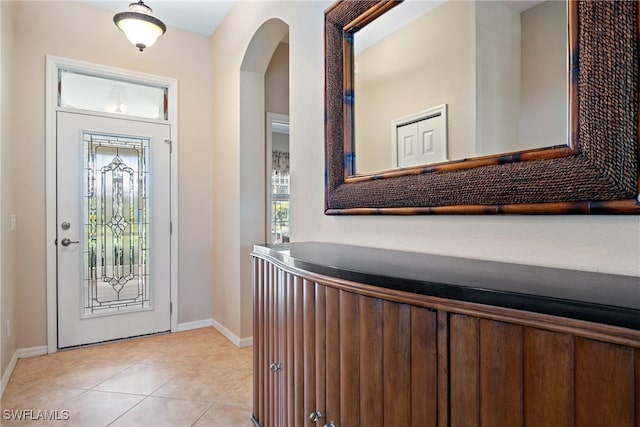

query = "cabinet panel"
(449, 314), (480, 427)
(575, 338), (635, 427)
(524, 328), (574, 427)
(284, 272), (295, 426)
(410, 307), (438, 427)
(276, 268), (283, 424)
(359, 296), (383, 427)
(293, 276), (304, 425)
(436, 311), (449, 427)
(383, 301), (412, 426)
(339, 290), (360, 425)
(266, 263), (276, 426)
(325, 287), (341, 424)
(479, 320), (524, 427)
(303, 280), (317, 424)
(315, 284), (327, 426)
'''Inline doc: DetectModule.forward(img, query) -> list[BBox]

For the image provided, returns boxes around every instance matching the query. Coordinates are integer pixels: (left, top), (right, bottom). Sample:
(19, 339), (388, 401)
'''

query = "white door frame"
(45, 56), (179, 352)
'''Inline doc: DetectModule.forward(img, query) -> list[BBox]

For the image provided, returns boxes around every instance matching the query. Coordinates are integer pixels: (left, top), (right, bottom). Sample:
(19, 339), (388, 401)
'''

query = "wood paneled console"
(251, 243), (640, 427)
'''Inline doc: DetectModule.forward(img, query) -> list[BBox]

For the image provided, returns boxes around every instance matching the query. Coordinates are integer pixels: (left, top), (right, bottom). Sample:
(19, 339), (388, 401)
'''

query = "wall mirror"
(354, 0), (568, 175)
(325, 0), (640, 214)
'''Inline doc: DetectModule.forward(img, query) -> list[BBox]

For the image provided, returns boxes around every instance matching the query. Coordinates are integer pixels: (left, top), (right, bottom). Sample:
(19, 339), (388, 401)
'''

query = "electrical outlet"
(10, 214), (16, 231)
(6, 319), (10, 337)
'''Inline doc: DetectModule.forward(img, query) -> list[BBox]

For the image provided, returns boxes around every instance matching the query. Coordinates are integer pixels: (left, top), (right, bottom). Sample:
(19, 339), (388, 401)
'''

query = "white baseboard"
(1, 351), (18, 398)
(16, 346), (48, 358)
(1, 345), (48, 398)
(176, 318), (214, 332)
(211, 318), (253, 348)
(238, 335), (253, 348)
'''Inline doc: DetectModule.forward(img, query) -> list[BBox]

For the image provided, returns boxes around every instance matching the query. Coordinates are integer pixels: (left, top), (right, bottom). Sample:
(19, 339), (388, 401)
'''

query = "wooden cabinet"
(252, 247), (640, 427)
(448, 315), (640, 427)
(252, 256), (439, 427)
(332, 293), (438, 427)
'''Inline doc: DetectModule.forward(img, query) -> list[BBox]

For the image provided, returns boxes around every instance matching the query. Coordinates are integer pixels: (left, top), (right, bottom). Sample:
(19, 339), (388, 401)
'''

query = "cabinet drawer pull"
(323, 422), (336, 427)
(269, 362), (281, 372)
(309, 411), (323, 423)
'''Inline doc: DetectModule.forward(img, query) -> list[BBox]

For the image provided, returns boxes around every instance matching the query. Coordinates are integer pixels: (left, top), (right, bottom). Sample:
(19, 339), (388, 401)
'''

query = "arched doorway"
(265, 37), (290, 244)
(238, 18), (289, 338)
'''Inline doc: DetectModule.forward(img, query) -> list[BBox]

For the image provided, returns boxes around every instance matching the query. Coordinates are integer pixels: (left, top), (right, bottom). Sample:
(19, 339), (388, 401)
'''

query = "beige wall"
(1, 0), (18, 382)
(265, 42), (289, 116)
(210, 0), (639, 342)
(520, 0), (567, 149)
(475, 1), (520, 155)
(212, 10), (290, 339)
(5, 1), (214, 350)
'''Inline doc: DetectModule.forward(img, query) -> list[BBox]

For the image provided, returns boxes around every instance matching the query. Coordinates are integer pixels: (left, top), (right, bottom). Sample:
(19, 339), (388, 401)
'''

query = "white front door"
(56, 111), (171, 348)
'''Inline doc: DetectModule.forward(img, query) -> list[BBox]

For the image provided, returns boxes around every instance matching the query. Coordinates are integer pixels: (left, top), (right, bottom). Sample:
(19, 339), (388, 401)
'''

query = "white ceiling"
(503, 0), (545, 13)
(83, 0), (547, 38)
(356, 0), (548, 54)
(80, 1), (236, 36)
(356, 0), (445, 54)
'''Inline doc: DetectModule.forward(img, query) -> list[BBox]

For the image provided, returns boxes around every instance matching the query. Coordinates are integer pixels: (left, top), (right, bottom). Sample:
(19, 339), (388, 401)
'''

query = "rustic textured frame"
(325, 0), (640, 214)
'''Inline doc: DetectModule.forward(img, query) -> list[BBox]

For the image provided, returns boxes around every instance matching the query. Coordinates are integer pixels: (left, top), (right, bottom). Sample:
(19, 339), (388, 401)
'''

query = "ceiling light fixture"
(113, 1), (166, 52)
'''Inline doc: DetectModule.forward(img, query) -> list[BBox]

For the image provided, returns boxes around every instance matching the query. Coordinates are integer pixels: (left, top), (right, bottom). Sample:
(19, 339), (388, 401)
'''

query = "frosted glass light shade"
(114, 2), (166, 52)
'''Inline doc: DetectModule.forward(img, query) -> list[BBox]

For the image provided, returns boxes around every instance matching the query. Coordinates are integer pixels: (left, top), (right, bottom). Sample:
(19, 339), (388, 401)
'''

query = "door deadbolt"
(61, 221), (71, 230)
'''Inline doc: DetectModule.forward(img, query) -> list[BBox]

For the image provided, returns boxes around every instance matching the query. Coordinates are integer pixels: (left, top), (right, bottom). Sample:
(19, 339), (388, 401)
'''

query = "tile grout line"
(81, 363), (140, 391)
(105, 394), (151, 427)
(190, 401), (216, 427)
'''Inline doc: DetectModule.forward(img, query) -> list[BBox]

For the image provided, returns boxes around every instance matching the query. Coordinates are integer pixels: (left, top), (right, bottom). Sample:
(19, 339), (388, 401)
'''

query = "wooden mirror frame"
(324, 0), (640, 214)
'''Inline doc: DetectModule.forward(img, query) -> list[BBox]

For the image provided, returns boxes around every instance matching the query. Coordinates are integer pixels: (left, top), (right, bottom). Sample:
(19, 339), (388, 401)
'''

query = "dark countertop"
(252, 242), (640, 330)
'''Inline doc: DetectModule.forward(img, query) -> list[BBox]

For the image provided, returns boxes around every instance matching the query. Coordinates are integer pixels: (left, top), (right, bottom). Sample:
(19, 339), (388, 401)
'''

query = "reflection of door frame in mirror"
(390, 104), (448, 171)
(265, 112), (290, 243)
(324, 0), (640, 214)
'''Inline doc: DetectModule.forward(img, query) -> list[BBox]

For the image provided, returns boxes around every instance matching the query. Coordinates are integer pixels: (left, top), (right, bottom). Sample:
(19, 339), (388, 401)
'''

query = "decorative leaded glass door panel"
(56, 112), (171, 348)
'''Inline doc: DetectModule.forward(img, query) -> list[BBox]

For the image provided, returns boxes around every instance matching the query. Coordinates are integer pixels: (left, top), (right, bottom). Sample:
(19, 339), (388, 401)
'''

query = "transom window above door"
(58, 69), (168, 121)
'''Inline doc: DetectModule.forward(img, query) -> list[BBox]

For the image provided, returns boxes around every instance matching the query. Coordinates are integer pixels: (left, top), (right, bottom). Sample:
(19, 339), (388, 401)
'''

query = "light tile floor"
(1, 328), (254, 427)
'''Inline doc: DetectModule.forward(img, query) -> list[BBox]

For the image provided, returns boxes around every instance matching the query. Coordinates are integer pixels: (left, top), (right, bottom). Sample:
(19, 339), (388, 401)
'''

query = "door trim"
(45, 55), (179, 352)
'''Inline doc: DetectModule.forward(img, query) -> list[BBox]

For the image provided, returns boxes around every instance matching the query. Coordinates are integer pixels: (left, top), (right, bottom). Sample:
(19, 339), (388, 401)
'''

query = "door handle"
(60, 238), (79, 247)
(309, 411), (323, 423)
(269, 362), (281, 372)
